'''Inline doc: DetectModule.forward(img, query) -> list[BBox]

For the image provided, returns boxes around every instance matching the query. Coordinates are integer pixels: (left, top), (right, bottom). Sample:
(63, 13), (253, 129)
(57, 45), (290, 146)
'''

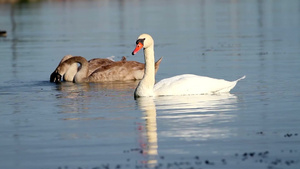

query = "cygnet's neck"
(73, 57), (89, 83)
(135, 45), (155, 97)
(58, 56), (89, 83)
(63, 63), (78, 81)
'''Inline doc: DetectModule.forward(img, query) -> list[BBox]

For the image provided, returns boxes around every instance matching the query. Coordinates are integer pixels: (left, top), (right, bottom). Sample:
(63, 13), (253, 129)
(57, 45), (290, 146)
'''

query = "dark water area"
(1, 0), (300, 169)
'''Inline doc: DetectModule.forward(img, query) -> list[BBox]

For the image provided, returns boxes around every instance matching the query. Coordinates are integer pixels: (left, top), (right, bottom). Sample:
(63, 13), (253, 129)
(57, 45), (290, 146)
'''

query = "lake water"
(1, 0), (300, 169)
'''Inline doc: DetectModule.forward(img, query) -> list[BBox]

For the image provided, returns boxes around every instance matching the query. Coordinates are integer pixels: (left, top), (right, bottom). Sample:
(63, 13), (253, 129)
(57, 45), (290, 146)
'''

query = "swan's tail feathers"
(155, 57), (163, 66)
(236, 75), (246, 82)
(154, 57), (163, 73)
(217, 75), (246, 93)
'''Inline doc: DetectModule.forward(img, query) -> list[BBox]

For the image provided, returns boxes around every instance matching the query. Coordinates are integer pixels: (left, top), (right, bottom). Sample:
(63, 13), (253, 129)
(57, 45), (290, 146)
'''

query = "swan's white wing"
(154, 74), (245, 96)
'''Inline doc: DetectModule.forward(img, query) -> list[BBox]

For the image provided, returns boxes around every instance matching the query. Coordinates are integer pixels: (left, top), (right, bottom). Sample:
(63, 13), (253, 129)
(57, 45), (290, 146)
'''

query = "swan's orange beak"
(132, 42), (143, 55)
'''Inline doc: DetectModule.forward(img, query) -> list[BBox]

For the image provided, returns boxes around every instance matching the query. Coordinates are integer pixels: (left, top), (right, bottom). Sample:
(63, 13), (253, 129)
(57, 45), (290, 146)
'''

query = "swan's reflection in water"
(54, 81), (139, 115)
(136, 94), (238, 166)
(137, 97), (159, 166)
(55, 81), (139, 97)
(155, 94), (238, 141)
(156, 94), (237, 113)
(55, 82), (238, 167)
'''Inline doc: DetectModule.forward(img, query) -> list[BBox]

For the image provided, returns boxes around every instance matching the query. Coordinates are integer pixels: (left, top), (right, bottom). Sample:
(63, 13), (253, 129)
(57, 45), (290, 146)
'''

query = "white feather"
(106, 56), (115, 61)
(154, 74), (245, 96)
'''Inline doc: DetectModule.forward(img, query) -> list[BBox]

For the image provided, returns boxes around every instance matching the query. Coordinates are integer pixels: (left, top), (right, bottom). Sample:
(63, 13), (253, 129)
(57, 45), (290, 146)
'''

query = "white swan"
(132, 34), (245, 98)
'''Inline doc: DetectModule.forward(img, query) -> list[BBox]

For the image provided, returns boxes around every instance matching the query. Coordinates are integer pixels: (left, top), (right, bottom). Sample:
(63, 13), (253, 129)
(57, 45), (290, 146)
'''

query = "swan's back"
(88, 57), (163, 82)
(87, 58), (115, 76)
(153, 74), (245, 96)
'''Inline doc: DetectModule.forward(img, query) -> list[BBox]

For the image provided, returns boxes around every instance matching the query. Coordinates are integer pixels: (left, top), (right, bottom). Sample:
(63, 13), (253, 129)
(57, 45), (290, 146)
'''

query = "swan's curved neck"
(63, 63), (78, 81)
(58, 56), (88, 83)
(143, 46), (155, 85)
(135, 45), (155, 97)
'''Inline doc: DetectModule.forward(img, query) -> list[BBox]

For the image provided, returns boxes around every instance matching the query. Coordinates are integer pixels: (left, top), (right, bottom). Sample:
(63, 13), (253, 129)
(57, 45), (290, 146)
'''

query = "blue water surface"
(0, 0), (300, 169)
